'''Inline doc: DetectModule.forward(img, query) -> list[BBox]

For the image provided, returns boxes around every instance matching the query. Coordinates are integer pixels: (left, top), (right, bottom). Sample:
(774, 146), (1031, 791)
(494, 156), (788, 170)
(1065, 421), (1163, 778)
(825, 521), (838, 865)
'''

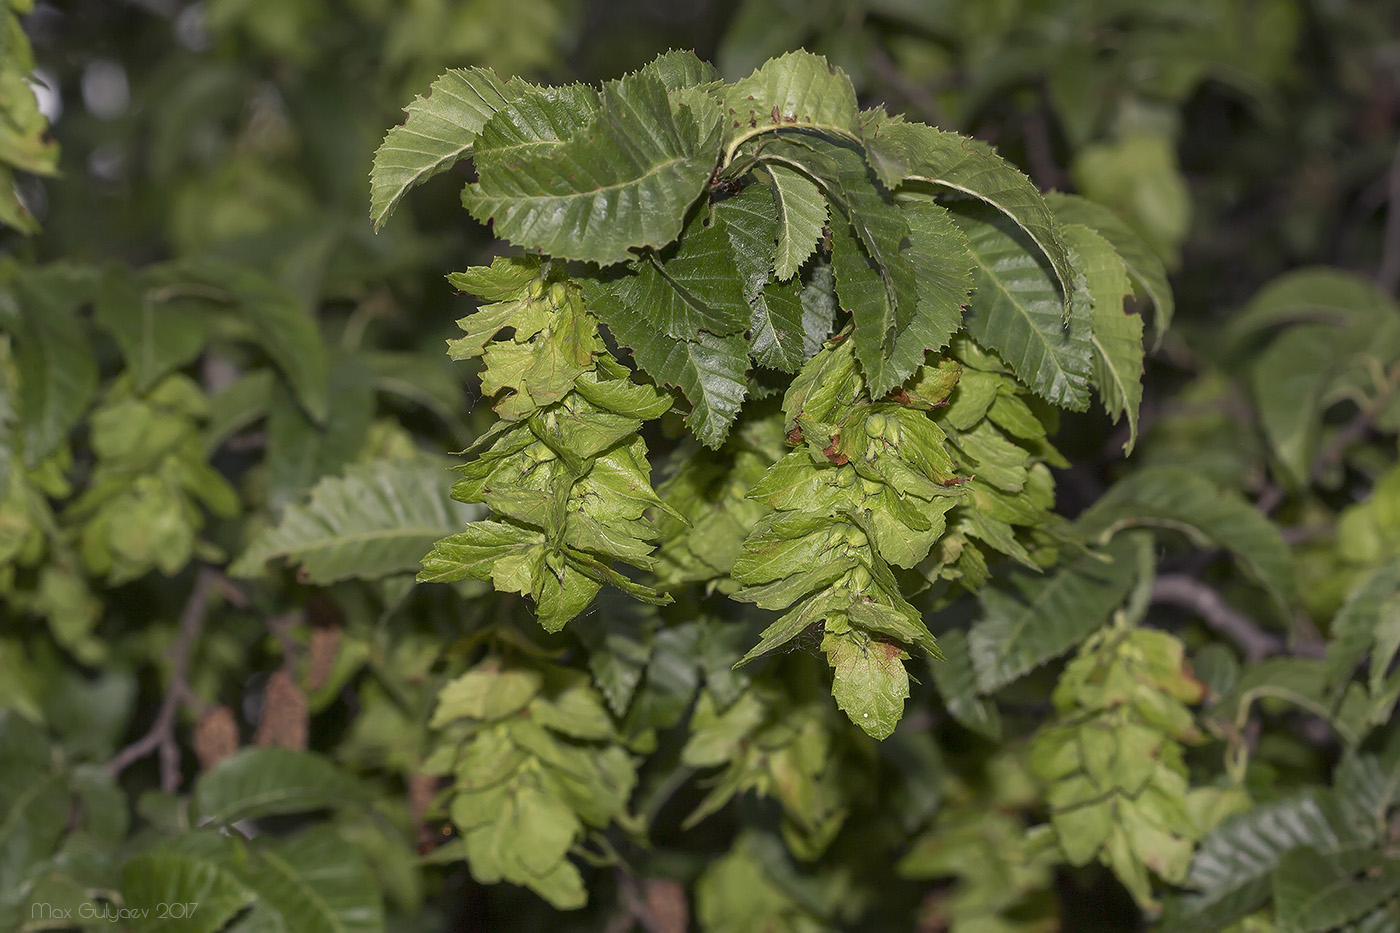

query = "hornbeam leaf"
(643, 49), (722, 91)
(714, 182), (780, 300)
(472, 84), (600, 164)
(1272, 846), (1400, 933)
(585, 281), (749, 447)
(1160, 791), (1362, 933)
(1046, 192), (1175, 338)
(229, 458), (478, 583)
(169, 260), (331, 424)
(749, 281), (808, 372)
(764, 163), (828, 281)
(829, 217), (904, 394)
(370, 68), (531, 230)
(93, 267), (211, 393)
(887, 198), (973, 379)
(1249, 323), (1359, 485)
(1061, 222), (1143, 452)
(230, 827), (386, 933)
(1224, 267), (1396, 346)
(955, 203), (1092, 410)
(123, 843), (258, 932)
(1326, 561), (1400, 686)
(463, 71), (722, 266)
(193, 749), (366, 824)
(968, 534), (1142, 692)
(760, 137), (917, 394)
(869, 119), (1074, 304)
(1075, 465), (1297, 614)
(928, 629), (1002, 740)
(630, 206), (751, 339)
(722, 50), (861, 158)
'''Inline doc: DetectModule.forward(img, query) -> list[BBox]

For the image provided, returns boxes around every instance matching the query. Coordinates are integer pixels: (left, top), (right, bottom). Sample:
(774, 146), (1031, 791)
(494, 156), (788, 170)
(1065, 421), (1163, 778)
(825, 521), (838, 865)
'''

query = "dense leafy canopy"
(2, 0), (1399, 930)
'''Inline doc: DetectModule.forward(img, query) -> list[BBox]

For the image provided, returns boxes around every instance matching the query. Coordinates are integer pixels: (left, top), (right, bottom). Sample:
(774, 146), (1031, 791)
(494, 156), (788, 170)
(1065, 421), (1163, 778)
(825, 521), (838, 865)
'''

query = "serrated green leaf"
(1327, 561), (1400, 686)
(370, 67), (531, 230)
(231, 826), (385, 933)
(722, 50), (861, 158)
(472, 84), (599, 164)
(231, 458), (478, 583)
(887, 199), (973, 379)
(1075, 465), (1297, 614)
(643, 49), (722, 91)
(1274, 847), (1400, 933)
(763, 163), (827, 281)
(1161, 791), (1362, 933)
(955, 203), (1092, 411)
(774, 137), (917, 395)
(1046, 191), (1175, 339)
(122, 845), (256, 933)
(1062, 222), (1143, 452)
(928, 629), (1002, 741)
(590, 287), (749, 447)
(192, 749), (365, 824)
(464, 70), (721, 265)
(714, 181), (780, 301)
(969, 535), (1142, 692)
(824, 630), (909, 739)
(869, 119), (1074, 304)
(829, 216), (910, 396)
(596, 210), (751, 341)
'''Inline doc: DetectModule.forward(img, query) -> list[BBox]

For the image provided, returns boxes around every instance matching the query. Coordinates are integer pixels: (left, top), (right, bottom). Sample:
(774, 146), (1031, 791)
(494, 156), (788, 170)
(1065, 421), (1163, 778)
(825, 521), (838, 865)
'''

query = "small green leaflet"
(824, 630), (910, 741)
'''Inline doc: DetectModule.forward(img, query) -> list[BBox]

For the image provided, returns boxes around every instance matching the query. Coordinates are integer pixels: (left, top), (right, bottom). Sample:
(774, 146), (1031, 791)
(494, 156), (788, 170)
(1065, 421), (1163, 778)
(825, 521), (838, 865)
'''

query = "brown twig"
(1151, 574), (1283, 663)
(108, 566), (218, 791)
(1376, 140), (1400, 293)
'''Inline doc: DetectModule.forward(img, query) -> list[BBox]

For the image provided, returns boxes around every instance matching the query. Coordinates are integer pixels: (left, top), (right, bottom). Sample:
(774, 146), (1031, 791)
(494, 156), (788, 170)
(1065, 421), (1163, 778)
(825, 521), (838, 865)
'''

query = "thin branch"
(1152, 574), (1283, 663)
(1376, 140), (1400, 293)
(108, 566), (218, 791)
